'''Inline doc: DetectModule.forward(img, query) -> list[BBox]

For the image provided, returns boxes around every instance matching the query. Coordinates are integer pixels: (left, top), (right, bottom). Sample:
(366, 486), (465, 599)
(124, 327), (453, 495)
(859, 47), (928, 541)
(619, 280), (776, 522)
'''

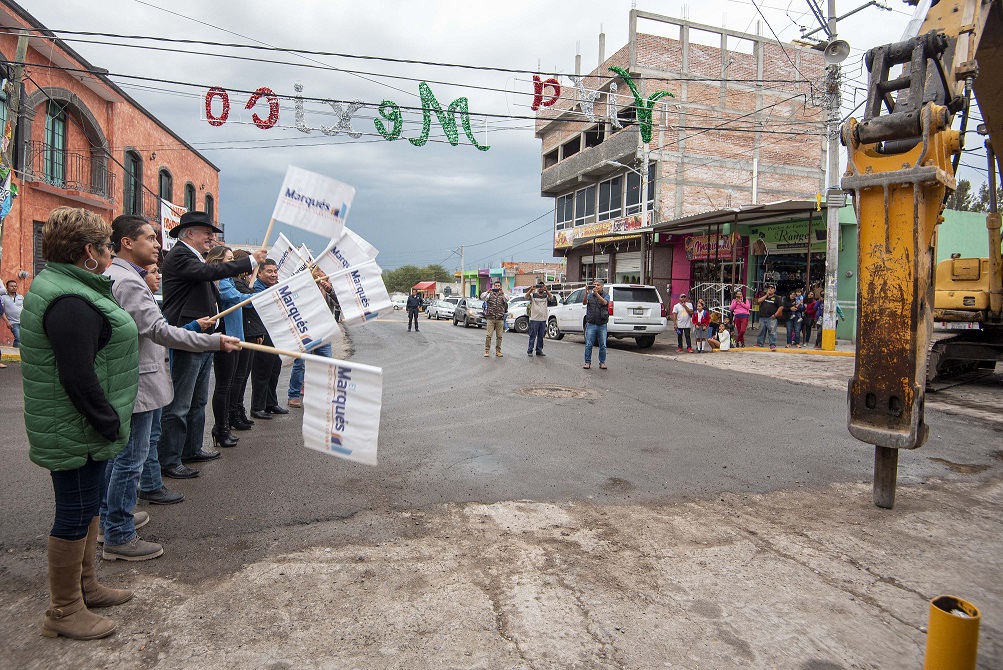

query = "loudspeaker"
(823, 40), (851, 65)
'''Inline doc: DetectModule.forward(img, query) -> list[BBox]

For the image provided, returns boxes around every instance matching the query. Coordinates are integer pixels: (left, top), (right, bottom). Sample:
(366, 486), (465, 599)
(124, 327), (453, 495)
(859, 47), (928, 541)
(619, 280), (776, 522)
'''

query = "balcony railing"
(23, 140), (116, 202)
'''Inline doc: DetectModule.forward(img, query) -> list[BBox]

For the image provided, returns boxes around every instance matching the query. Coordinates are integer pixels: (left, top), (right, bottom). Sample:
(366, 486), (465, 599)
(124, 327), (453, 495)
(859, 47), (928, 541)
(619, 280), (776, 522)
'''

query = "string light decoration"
(530, 75), (561, 111)
(607, 66), (674, 143)
(206, 80), (489, 151)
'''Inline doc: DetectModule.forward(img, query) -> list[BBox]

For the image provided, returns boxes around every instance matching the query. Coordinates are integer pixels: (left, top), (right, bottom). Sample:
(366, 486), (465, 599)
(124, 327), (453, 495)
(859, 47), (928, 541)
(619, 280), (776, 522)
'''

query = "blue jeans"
(141, 407), (164, 492)
(50, 457), (107, 541)
(786, 316), (800, 345)
(101, 409), (156, 546)
(288, 343), (332, 399)
(584, 323), (607, 364)
(158, 350), (214, 468)
(757, 317), (778, 347)
(9, 322), (19, 347)
(527, 320), (546, 353)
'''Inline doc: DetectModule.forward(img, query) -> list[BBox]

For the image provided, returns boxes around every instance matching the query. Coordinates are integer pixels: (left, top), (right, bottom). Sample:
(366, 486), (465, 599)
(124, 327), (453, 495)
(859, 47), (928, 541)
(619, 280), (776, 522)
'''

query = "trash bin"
(923, 595), (980, 670)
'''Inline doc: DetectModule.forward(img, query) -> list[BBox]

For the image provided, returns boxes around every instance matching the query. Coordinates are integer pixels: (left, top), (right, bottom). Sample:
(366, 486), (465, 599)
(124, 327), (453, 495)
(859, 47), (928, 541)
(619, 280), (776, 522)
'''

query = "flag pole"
(235, 340), (303, 359)
(248, 217), (276, 285)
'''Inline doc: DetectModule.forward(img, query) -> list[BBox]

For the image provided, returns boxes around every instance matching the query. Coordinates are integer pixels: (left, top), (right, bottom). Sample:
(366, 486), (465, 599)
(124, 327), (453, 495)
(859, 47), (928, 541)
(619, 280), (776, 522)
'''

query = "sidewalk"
(0, 345), (18, 365)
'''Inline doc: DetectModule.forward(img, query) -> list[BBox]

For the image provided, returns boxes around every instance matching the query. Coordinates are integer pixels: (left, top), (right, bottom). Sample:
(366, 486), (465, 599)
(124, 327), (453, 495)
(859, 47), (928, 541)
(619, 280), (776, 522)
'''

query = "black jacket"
(160, 243), (253, 329)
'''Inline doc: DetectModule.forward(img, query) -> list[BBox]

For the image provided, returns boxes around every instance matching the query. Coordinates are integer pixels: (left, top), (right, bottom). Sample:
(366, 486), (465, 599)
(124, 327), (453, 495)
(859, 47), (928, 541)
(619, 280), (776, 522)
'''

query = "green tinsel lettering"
(608, 66), (674, 144)
(375, 100), (403, 141)
(408, 82), (489, 151)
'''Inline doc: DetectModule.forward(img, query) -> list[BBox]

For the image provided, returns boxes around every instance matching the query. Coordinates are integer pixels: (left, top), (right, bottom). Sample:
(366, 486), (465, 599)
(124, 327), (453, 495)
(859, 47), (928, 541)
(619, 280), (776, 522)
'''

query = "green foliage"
(382, 264), (454, 294)
(972, 181), (1003, 214)
(945, 179), (974, 211)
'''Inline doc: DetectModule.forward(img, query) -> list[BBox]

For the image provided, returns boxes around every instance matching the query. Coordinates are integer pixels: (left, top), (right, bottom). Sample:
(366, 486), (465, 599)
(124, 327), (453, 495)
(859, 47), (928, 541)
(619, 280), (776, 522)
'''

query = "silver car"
(426, 297), (459, 320)
(452, 297), (486, 328)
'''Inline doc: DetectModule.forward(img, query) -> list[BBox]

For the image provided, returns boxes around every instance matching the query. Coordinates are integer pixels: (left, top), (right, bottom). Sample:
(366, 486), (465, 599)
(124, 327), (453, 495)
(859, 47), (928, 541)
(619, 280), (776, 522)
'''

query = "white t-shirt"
(672, 301), (694, 328)
(719, 329), (731, 350)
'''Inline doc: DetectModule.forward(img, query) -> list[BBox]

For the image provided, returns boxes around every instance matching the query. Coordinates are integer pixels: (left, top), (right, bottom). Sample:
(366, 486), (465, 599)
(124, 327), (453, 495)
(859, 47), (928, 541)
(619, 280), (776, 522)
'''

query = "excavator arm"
(840, 0), (1000, 507)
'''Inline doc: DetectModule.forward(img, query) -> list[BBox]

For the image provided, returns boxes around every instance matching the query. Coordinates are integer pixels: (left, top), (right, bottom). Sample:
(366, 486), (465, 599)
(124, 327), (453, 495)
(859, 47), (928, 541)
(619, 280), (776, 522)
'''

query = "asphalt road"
(1, 309), (999, 586)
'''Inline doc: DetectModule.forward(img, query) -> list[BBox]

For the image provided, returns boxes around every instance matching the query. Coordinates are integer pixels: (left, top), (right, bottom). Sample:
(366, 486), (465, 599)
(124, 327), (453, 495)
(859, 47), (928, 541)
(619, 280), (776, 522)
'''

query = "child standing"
(692, 299), (711, 353)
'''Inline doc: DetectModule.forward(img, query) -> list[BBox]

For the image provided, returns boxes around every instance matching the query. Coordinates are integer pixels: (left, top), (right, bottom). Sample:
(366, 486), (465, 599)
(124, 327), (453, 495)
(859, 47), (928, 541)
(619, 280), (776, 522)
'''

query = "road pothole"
(515, 385), (598, 400)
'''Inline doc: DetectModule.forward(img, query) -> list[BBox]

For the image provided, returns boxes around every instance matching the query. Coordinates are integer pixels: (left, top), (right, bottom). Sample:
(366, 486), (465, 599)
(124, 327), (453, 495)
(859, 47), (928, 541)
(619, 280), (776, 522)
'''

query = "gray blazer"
(106, 257), (222, 413)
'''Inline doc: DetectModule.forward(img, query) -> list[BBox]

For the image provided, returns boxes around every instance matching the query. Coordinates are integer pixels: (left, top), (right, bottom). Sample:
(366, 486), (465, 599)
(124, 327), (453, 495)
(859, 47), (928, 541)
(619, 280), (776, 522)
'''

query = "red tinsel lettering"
(531, 75), (561, 111)
(205, 87), (230, 126)
(245, 87), (280, 130)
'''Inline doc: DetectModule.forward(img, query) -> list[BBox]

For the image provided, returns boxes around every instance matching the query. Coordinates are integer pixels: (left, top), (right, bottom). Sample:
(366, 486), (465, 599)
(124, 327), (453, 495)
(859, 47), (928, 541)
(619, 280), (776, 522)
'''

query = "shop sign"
(749, 220), (827, 255)
(683, 232), (741, 261)
(554, 214), (646, 249)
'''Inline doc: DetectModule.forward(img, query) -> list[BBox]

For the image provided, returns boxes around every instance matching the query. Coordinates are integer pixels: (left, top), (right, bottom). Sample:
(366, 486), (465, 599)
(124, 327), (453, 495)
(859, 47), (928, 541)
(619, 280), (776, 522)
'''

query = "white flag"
(250, 270), (341, 354)
(327, 260), (392, 326)
(269, 233), (302, 283)
(301, 354), (382, 466)
(316, 231), (376, 277)
(271, 165), (354, 238)
(343, 227), (378, 260)
(159, 199), (187, 252)
(297, 244), (315, 265)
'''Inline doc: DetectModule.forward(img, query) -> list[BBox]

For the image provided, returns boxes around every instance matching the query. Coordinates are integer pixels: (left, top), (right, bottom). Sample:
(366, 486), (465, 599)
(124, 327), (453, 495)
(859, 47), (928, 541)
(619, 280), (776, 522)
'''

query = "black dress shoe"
(162, 464), (200, 479)
(250, 410), (273, 420)
(265, 405), (289, 415)
(138, 486), (185, 505)
(182, 449), (221, 463)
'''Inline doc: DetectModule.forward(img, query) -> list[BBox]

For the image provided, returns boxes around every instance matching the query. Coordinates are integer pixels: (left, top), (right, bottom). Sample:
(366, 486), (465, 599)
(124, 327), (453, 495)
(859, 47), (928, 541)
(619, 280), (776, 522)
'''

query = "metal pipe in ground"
(923, 595), (980, 670)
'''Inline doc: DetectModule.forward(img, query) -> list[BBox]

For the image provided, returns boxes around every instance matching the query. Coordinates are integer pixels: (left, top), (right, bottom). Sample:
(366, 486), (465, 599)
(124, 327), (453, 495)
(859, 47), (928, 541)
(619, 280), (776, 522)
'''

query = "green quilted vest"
(21, 263), (139, 471)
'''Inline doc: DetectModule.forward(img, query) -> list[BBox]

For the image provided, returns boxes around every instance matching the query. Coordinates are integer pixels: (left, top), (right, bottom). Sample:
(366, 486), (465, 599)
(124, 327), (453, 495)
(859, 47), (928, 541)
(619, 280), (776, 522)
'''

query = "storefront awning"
(651, 200), (826, 237)
(412, 281), (436, 291)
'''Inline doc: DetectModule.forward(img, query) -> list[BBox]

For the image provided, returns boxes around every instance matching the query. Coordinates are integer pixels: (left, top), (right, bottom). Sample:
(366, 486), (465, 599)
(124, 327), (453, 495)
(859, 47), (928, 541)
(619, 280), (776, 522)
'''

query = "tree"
(972, 180), (1003, 214)
(382, 264), (456, 294)
(945, 178), (974, 211)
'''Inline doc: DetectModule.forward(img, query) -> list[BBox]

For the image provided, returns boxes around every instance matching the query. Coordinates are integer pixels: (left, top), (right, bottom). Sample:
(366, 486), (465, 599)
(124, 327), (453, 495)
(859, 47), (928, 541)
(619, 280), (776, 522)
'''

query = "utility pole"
(460, 244), (465, 297)
(5, 31), (27, 168)
(820, 0), (842, 351)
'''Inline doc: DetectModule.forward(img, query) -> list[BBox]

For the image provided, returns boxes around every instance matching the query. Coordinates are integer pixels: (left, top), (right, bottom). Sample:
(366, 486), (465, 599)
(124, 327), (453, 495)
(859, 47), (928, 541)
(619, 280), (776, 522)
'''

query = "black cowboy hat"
(169, 211), (224, 239)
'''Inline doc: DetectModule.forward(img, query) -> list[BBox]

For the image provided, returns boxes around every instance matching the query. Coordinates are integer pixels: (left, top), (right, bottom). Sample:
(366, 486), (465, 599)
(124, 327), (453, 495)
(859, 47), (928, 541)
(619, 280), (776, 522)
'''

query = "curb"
(733, 346), (854, 357)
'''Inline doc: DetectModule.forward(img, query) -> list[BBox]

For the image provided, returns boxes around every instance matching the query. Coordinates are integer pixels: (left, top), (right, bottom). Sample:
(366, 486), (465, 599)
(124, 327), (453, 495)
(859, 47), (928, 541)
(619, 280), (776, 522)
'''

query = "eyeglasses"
(93, 241), (113, 251)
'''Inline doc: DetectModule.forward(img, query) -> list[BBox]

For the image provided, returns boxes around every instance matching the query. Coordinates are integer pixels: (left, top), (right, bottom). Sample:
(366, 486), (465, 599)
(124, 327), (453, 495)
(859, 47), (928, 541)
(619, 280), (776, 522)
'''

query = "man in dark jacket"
(157, 212), (266, 479)
(405, 289), (421, 332)
(249, 259), (287, 419)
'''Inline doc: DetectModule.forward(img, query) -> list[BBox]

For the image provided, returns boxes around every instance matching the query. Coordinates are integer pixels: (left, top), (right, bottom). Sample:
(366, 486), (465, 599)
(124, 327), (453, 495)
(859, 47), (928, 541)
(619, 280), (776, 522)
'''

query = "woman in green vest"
(21, 207), (139, 640)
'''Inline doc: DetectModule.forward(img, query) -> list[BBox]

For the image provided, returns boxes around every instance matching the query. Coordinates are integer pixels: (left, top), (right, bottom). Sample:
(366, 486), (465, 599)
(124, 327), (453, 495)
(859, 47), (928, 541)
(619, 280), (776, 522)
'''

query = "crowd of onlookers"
(669, 284), (844, 353)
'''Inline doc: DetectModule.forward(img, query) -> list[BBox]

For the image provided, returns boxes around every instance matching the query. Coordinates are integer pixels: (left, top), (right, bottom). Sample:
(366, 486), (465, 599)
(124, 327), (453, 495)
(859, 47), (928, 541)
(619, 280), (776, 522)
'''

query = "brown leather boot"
(41, 535), (117, 639)
(81, 517), (132, 608)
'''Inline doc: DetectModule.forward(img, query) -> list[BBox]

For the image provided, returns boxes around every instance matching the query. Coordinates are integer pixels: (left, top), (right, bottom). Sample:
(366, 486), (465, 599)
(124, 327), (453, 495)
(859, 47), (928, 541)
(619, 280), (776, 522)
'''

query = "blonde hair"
(42, 207), (111, 264)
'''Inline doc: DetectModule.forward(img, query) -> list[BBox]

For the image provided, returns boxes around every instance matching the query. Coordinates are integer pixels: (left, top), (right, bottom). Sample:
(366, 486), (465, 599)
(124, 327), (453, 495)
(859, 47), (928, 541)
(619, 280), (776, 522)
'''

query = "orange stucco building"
(0, 1), (219, 343)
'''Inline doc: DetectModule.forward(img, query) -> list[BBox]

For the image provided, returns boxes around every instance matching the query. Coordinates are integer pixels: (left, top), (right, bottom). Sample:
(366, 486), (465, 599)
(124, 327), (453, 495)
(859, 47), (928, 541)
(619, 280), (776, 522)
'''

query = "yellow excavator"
(840, 0), (1001, 507)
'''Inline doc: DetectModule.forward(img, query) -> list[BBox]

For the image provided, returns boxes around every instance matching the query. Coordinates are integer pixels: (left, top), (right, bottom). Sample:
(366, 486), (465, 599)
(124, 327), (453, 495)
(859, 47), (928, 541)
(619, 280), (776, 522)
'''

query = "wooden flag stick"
(235, 339), (303, 359)
(248, 217), (276, 285)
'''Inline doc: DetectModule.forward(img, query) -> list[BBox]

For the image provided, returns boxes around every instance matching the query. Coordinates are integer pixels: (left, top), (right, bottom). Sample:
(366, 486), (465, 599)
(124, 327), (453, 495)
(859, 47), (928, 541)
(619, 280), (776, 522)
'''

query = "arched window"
(184, 182), (196, 211)
(45, 102), (68, 186)
(204, 193), (214, 221)
(124, 150), (143, 215)
(158, 169), (173, 203)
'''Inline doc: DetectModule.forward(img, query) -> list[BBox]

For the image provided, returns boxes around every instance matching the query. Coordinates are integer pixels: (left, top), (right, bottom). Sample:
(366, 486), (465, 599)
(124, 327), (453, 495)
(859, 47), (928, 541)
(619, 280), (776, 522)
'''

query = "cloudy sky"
(27, 0), (982, 271)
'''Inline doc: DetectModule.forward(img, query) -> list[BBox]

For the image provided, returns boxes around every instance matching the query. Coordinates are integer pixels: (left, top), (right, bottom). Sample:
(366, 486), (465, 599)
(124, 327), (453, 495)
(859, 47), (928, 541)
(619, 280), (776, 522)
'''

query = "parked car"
(426, 296), (460, 320)
(452, 297), (486, 328)
(390, 294), (407, 310)
(504, 294), (559, 333)
(546, 283), (667, 348)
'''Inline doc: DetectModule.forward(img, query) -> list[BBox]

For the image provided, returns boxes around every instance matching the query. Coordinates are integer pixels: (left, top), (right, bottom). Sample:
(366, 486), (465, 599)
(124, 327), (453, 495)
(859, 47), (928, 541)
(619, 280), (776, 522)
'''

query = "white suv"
(546, 284), (667, 348)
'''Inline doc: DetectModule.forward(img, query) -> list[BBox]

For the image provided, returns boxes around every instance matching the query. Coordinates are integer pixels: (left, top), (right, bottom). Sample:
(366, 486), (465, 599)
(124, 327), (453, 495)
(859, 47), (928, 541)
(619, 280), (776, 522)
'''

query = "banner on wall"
(683, 232), (742, 261)
(749, 221), (827, 255)
(553, 214), (646, 249)
(160, 199), (187, 252)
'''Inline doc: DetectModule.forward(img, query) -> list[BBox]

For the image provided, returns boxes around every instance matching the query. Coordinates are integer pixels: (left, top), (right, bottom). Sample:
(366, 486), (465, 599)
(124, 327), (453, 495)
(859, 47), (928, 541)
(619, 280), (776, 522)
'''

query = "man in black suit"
(157, 212), (267, 479)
